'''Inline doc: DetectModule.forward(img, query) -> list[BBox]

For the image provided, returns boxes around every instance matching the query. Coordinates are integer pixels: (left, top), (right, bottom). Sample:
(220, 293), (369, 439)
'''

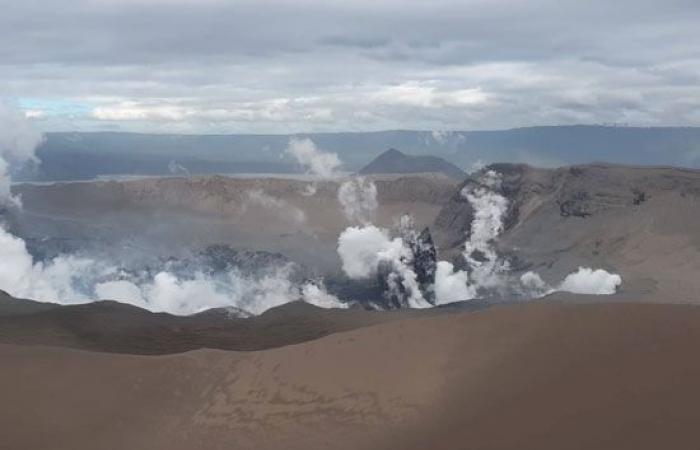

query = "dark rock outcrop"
(411, 228), (438, 304)
(374, 227), (438, 309)
(433, 164), (527, 257)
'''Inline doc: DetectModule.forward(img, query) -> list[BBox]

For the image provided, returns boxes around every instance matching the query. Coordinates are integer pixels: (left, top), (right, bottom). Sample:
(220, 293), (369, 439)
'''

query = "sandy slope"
(3, 302), (700, 450)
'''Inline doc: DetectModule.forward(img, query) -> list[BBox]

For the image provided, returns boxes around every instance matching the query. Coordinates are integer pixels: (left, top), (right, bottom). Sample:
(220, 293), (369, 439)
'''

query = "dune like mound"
(0, 291), (426, 354)
(3, 301), (700, 450)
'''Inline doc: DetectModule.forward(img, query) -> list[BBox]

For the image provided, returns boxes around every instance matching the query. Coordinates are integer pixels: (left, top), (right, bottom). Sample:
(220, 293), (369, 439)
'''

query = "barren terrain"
(3, 301), (700, 450)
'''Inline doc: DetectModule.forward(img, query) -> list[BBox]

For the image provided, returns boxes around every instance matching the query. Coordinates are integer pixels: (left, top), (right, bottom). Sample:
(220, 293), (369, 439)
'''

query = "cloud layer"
(2, 0), (699, 132)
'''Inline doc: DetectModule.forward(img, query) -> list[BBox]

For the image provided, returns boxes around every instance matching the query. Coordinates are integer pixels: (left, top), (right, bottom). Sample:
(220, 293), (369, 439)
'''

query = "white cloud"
(2, 0), (700, 132)
(24, 109), (46, 119)
(92, 102), (190, 121)
(371, 82), (490, 108)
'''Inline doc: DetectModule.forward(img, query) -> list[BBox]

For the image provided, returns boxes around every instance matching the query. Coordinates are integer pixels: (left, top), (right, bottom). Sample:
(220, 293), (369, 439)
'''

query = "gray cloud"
(1, 0), (699, 132)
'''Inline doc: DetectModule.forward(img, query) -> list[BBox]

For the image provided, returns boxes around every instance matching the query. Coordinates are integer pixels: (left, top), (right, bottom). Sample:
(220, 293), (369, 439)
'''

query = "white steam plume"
(283, 138), (332, 199)
(301, 280), (347, 309)
(301, 183), (318, 196)
(519, 267), (621, 296)
(461, 170), (510, 290)
(337, 225), (391, 278)
(244, 188), (307, 226)
(519, 271), (550, 295)
(334, 167), (624, 309)
(337, 176), (378, 224)
(459, 171), (622, 299)
(94, 280), (145, 306)
(0, 102), (43, 208)
(285, 138), (341, 178)
(95, 268), (347, 315)
(427, 170), (510, 304)
(284, 137), (379, 225)
(94, 268), (345, 315)
(168, 160), (191, 176)
(337, 225), (430, 308)
(433, 261), (473, 304)
(0, 227), (346, 316)
(0, 158), (16, 208)
(557, 267), (622, 295)
(0, 109), (345, 315)
(0, 227), (98, 302)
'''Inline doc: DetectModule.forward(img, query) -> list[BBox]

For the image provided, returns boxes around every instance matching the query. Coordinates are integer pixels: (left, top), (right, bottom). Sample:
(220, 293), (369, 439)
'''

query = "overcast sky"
(1, 0), (699, 133)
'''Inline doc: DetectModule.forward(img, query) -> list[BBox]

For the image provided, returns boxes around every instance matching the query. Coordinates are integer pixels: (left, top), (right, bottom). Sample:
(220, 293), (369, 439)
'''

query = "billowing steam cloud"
(285, 138), (341, 178)
(337, 224), (431, 308)
(519, 271), (549, 295)
(459, 171), (623, 298)
(336, 168), (623, 309)
(284, 137), (378, 224)
(0, 102), (43, 207)
(337, 176), (378, 224)
(558, 267), (622, 295)
(433, 261), (472, 303)
(0, 111), (621, 314)
(244, 188), (307, 226)
(93, 265), (344, 315)
(0, 106), (344, 315)
(461, 170), (510, 290)
(337, 225), (391, 278)
(168, 160), (191, 176)
(0, 227), (97, 301)
(0, 223), (345, 315)
(520, 268), (622, 296)
(301, 280), (346, 309)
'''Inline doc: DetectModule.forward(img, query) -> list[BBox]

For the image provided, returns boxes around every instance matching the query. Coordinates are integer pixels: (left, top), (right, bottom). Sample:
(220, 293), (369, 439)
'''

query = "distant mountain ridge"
(22, 126), (700, 181)
(359, 148), (466, 180)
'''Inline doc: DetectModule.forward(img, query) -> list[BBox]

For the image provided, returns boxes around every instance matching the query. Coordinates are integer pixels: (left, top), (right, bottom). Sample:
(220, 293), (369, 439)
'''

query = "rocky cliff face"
(433, 164), (526, 255)
(411, 228), (438, 302)
(433, 163), (700, 301)
(376, 226), (439, 309)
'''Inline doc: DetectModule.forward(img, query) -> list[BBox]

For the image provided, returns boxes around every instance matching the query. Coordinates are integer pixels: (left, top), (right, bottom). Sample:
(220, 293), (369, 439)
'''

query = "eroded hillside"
(434, 164), (700, 301)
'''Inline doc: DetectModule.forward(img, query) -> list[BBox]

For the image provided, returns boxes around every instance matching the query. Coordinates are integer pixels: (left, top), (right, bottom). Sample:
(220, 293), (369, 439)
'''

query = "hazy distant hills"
(19, 126), (700, 181)
(359, 148), (466, 180)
